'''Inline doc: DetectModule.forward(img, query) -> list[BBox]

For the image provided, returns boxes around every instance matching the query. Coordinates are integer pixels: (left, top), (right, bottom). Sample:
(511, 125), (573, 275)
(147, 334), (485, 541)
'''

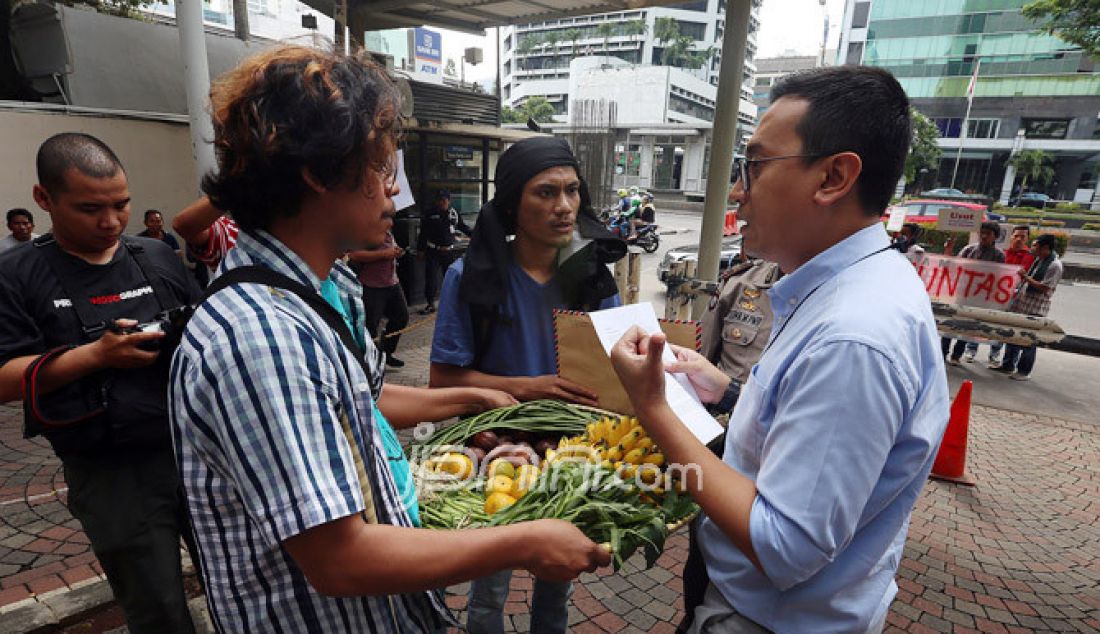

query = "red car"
(884, 199), (989, 224)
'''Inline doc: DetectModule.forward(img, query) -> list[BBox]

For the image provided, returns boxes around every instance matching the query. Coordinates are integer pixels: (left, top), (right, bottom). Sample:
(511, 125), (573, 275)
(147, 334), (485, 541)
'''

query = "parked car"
(1011, 192), (1052, 209)
(922, 188), (966, 197)
(657, 235), (743, 283)
(883, 199), (990, 224)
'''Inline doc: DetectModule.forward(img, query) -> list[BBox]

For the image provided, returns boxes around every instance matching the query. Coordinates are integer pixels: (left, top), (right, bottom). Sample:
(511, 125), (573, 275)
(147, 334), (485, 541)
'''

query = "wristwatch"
(716, 377), (742, 413)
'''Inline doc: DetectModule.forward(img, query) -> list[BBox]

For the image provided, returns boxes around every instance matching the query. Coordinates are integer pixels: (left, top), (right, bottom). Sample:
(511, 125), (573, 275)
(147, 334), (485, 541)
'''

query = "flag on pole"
(966, 59), (982, 101)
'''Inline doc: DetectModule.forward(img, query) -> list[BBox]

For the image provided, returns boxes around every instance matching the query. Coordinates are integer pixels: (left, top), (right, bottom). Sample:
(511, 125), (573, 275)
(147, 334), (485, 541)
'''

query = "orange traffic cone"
(930, 380), (976, 486)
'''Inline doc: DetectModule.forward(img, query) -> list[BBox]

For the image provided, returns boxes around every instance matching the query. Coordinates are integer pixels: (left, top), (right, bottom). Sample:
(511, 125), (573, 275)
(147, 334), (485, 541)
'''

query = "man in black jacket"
(416, 189), (470, 314)
(0, 133), (199, 633)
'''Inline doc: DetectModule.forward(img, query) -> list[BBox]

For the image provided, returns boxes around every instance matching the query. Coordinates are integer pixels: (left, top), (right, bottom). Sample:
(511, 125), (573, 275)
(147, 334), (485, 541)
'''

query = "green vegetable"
(415, 402), (698, 569)
(414, 400), (598, 452)
(419, 484), (488, 530)
(487, 461), (698, 570)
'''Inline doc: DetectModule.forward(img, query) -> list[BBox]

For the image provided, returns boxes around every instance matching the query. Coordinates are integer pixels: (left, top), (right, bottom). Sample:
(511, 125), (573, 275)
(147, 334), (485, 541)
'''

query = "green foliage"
(562, 28), (583, 55)
(1053, 202), (1081, 212)
(654, 17), (680, 64)
(917, 227), (972, 255)
(905, 108), (943, 183)
(1082, 223), (1100, 231)
(1022, 0), (1100, 57)
(63, 0), (152, 18)
(502, 96), (556, 124)
(597, 22), (616, 53)
(1008, 217), (1066, 227)
(1008, 149), (1056, 192)
(651, 17), (713, 69)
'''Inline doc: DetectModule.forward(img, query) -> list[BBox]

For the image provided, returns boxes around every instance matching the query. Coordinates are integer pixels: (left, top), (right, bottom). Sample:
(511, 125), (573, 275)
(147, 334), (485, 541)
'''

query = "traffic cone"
(930, 380), (976, 486)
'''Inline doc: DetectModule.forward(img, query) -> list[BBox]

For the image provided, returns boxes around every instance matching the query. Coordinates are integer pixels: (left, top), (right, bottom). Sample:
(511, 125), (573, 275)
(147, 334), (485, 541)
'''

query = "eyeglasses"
(732, 154), (828, 193)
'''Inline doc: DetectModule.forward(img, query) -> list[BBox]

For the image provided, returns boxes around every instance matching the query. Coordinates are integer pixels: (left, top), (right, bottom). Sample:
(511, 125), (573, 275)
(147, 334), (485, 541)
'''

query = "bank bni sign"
(413, 27), (443, 85)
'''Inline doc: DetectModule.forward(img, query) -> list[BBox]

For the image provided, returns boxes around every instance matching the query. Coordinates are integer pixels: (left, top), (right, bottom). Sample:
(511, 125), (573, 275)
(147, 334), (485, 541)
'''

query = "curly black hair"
(202, 46), (401, 232)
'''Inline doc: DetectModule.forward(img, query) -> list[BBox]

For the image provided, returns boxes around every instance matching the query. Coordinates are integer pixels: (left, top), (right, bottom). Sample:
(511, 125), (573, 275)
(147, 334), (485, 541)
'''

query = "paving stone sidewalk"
(1, 308), (1098, 632)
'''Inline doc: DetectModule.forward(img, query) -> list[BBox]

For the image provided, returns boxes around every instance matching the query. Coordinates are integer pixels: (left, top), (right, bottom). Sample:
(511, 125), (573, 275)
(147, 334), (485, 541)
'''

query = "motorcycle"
(606, 213), (660, 253)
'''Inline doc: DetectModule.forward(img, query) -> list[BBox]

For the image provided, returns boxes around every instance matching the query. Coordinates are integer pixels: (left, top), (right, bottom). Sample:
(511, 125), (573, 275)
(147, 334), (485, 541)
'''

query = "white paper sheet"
(391, 150), (416, 212)
(588, 303), (724, 444)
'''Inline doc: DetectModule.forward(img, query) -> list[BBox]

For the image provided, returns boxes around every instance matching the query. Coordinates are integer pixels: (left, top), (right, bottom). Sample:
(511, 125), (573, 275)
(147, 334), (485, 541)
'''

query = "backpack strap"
(202, 266), (383, 521)
(33, 235), (110, 339)
(121, 236), (180, 312)
(204, 266), (370, 377)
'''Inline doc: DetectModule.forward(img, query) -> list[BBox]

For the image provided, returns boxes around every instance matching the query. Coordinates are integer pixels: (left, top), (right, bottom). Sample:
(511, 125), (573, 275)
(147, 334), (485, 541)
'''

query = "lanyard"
(763, 245), (893, 356)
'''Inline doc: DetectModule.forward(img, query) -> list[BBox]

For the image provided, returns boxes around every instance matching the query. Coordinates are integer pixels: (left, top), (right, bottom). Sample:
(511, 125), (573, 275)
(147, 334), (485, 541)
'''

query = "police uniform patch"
(739, 300), (757, 312)
(744, 288), (761, 299)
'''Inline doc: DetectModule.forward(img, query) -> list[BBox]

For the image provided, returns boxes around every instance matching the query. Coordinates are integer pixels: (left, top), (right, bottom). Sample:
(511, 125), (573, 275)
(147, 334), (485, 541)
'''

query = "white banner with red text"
(914, 254), (1022, 310)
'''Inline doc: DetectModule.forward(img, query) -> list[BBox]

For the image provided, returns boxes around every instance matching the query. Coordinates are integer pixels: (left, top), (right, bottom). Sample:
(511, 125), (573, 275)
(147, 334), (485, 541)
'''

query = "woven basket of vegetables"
(412, 400), (698, 570)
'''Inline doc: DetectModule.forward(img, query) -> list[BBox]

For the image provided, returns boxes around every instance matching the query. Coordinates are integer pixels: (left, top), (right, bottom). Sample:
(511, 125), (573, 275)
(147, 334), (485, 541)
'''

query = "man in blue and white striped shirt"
(170, 46), (609, 633)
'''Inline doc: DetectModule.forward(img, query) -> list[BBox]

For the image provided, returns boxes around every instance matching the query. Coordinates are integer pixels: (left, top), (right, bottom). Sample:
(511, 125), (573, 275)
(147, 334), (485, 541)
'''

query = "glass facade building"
(838, 0), (1100, 207)
(861, 0), (1099, 100)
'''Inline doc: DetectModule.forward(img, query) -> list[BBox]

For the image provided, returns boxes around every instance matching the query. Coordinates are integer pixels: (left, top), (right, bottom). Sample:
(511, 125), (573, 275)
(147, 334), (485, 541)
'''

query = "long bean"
(414, 400), (599, 450)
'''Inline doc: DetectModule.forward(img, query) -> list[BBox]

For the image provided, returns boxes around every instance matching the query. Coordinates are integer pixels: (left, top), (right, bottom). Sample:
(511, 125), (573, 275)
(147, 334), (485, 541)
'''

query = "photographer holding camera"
(0, 133), (200, 633)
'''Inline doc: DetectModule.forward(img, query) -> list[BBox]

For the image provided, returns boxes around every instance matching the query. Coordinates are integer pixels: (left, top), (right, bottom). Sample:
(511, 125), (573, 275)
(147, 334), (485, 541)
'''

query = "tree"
(596, 22), (616, 56)
(905, 108), (943, 184)
(515, 33), (540, 71)
(501, 96), (556, 124)
(562, 27), (583, 57)
(1022, 0), (1100, 57)
(654, 17), (680, 65)
(625, 19), (648, 48)
(501, 105), (523, 124)
(1009, 149), (1056, 193)
(543, 31), (562, 67)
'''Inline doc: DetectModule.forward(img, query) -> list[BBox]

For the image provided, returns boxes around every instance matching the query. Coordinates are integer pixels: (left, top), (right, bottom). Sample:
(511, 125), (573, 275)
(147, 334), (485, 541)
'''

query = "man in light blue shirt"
(610, 66), (949, 633)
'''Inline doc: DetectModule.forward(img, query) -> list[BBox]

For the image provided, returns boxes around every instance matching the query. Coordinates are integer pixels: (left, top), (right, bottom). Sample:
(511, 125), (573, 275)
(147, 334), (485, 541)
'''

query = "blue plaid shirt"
(169, 230), (450, 632)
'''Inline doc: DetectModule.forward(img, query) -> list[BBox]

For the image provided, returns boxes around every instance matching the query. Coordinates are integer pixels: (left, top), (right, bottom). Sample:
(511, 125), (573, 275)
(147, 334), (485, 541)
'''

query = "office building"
(499, 1), (761, 119)
(838, 0), (1100, 207)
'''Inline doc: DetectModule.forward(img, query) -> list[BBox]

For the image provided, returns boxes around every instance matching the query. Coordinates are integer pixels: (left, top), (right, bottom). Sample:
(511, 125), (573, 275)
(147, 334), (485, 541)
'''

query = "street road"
(635, 211), (1100, 425)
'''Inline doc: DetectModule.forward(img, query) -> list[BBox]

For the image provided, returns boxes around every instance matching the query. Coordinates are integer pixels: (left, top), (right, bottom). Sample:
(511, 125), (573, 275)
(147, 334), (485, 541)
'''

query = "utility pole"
(232, 0), (249, 42)
(693, 0), (752, 318)
(176, 0), (217, 189)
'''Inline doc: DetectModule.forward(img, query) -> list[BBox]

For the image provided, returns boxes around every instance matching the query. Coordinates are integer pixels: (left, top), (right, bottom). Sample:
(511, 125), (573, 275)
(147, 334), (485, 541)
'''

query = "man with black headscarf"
(429, 137), (626, 633)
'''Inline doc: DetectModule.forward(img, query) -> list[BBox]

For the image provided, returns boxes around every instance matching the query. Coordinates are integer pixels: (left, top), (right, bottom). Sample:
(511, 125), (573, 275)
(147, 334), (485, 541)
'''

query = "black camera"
(111, 305), (194, 351)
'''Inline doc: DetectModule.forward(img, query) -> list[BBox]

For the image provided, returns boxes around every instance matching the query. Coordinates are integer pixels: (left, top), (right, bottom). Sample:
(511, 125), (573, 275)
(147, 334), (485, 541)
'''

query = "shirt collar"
(227, 229), (359, 296)
(768, 223), (890, 318)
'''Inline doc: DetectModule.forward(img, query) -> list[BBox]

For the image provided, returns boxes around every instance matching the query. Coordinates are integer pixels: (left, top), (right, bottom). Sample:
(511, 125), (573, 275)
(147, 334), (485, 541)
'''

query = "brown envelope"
(553, 310), (700, 416)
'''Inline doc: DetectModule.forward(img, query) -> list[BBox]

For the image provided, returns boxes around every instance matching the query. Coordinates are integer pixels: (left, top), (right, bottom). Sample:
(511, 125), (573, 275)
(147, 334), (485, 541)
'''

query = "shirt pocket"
(725, 368), (770, 476)
(721, 319), (761, 349)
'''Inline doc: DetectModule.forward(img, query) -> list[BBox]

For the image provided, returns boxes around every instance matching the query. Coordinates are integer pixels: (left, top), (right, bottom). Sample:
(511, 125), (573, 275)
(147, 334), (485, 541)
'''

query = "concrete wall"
(0, 107), (200, 236)
(13, 4), (276, 115)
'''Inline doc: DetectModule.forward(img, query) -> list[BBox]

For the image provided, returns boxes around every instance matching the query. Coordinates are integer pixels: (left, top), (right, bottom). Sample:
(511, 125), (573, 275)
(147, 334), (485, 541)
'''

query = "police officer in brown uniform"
(699, 257), (781, 384)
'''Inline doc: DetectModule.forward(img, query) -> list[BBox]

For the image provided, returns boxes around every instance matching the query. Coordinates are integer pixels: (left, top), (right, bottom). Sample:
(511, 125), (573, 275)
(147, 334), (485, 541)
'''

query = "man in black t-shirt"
(0, 133), (199, 634)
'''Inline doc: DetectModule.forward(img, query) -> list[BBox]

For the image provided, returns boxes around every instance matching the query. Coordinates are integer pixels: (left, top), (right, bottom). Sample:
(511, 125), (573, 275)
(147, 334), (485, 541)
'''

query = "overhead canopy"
(309, 0), (685, 35)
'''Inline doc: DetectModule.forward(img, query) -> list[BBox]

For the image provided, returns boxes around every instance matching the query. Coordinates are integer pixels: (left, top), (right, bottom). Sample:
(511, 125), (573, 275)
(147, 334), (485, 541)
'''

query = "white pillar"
(1091, 176), (1100, 212)
(999, 164), (1016, 206)
(176, 0), (218, 188)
